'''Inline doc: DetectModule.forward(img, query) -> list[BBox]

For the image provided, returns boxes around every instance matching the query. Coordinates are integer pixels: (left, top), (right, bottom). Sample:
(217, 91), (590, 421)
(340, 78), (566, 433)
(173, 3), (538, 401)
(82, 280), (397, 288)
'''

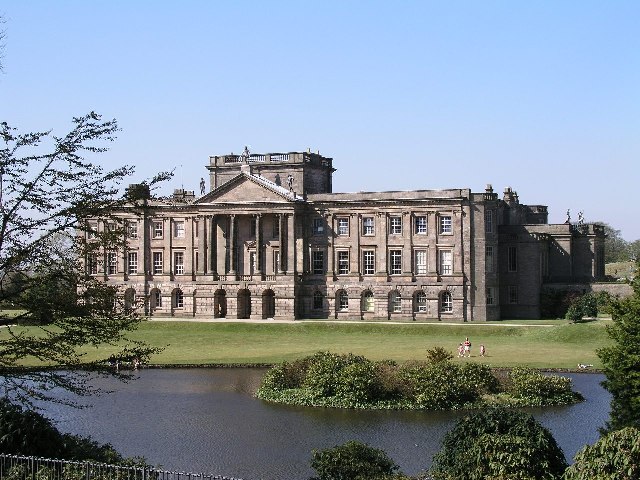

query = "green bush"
(508, 367), (582, 406)
(460, 362), (500, 394)
(430, 406), (567, 480)
(563, 426), (640, 479)
(425, 346), (453, 363)
(310, 440), (399, 480)
(400, 361), (477, 410)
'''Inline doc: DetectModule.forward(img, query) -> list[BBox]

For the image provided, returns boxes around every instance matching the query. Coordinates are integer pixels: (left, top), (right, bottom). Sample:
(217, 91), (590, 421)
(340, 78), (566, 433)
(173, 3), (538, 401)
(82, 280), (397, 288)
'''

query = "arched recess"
(335, 289), (348, 317)
(361, 290), (374, 313)
(439, 291), (453, 318)
(237, 289), (251, 319)
(262, 289), (275, 319)
(214, 289), (227, 318)
(149, 288), (162, 314)
(124, 288), (136, 314)
(414, 291), (427, 313)
(172, 288), (184, 315)
(388, 290), (402, 315)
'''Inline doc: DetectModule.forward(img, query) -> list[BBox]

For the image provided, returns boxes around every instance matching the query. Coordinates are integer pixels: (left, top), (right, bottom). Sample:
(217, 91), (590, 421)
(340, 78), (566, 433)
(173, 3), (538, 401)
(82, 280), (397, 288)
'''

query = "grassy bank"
(68, 318), (612, 369)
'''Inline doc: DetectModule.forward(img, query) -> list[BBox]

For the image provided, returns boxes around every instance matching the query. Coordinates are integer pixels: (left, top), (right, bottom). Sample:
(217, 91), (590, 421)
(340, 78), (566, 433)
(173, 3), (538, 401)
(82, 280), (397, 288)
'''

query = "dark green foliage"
(563, 426), (640, 480)
(460, 362), (500, 394)
(508, 367), (583, 406)
(0, 398), (128, 463)
(565, 293), (599, 322)
(310, 440), (399, 480)
(540, 289), (581, 319)
(598, 266), (640, 432)
(430, 406), (567, 480)
(425, 346), (453, 363)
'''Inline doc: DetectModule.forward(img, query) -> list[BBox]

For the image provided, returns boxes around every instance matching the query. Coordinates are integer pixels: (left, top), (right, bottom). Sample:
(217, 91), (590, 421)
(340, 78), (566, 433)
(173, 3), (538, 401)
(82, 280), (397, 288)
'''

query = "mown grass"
(2, 318), (612, 369)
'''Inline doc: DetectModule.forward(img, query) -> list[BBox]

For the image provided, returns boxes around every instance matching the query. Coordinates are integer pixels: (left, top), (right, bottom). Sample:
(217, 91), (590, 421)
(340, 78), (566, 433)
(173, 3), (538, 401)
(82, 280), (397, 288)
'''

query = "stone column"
(277, 214), (284, 274)
(255, 214), (262, 276)
(229, 214), (236, 276)
(287, 213), (295, 274)
(328, 214), (335, 276)
(209, 215), (217, 275)
(197, 216), (206, 275)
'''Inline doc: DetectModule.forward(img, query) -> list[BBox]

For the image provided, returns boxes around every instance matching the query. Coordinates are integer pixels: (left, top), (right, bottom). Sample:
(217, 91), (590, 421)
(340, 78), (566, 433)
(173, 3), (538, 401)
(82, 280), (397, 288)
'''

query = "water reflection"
(40, 369), (610, 480)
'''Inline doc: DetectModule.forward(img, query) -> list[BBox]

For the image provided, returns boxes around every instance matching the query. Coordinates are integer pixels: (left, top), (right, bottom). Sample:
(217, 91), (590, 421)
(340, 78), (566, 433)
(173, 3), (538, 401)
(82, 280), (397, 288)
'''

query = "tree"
(598, 223), (630, 263)
(563, 427), (640, 480)
(430, 406), (567, 480)
(0, 113), (170, 406)
(597, 264), (640, 432)
(310, 440), (400, 480)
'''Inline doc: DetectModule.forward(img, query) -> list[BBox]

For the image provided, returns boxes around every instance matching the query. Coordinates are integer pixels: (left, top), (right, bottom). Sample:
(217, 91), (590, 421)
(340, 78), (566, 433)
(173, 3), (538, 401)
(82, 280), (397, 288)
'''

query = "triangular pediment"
(196, 173), (300, 205)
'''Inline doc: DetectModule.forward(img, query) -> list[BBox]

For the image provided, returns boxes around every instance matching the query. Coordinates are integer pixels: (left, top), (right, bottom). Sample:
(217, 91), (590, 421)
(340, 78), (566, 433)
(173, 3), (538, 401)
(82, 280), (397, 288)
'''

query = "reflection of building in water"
(84, 150), (606, 321)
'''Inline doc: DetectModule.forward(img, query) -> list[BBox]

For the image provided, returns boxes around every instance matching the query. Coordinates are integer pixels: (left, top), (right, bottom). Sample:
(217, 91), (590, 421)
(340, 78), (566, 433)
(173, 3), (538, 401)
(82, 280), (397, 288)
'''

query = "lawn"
(74, 318), (612, 369)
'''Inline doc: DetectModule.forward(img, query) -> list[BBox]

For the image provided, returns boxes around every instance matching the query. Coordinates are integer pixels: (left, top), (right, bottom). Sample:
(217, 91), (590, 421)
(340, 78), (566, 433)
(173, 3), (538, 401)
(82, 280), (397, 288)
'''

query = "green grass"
(2, 318), (613, 369)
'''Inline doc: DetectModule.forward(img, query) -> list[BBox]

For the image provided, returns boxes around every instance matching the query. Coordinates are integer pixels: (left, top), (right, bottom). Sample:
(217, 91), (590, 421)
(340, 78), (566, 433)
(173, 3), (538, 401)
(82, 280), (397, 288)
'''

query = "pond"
(41, 369), (611, 480)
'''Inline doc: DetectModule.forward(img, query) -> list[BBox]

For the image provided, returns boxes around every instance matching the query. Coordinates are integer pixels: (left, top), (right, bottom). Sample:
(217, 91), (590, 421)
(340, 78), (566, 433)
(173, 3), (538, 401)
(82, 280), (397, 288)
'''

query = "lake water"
(42, 369), (611, 480)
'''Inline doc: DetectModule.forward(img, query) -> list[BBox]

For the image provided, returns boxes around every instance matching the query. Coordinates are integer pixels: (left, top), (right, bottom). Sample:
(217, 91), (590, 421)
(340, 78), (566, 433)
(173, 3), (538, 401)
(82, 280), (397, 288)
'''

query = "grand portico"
(86, 149), (605, 321)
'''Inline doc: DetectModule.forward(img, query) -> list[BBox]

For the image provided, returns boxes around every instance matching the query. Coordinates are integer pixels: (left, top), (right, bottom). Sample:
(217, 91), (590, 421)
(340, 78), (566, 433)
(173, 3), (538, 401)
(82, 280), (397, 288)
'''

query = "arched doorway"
(124, 288), (136, 314)
(172, 288), (184, 315)
(237, 289), (251, 319)
(262, 289), (275, 319)
(214, 289), (227, 318)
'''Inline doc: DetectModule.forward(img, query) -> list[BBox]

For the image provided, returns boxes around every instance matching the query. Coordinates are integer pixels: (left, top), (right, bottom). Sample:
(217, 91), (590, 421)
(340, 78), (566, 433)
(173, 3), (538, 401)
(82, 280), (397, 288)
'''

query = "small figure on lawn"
(463, 337), (471, 357)
(457, 343), (464, 358)
(480, 344), (486, 357)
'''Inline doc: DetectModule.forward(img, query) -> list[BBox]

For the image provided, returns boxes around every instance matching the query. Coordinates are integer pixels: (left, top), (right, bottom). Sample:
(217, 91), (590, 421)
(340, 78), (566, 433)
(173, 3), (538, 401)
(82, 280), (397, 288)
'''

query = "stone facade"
(85, 151), (606, 321)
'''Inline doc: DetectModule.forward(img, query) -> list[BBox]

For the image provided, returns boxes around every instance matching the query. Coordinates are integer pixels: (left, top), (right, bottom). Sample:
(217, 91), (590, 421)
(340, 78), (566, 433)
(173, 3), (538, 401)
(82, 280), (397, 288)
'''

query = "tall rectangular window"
(87, 221), (98, 239)
(338, 251), (349, 275)
(508, 285), (518, 304)
(153, 252), (163, 274)
(127, 252), (138, 274)
(439, 250), (452, 275)
(312, 250), (324, 274)
(107, 252), (117, 275)
(363, 251), (375, 275)
(508, 246), (518, 272)
(273, 250), (280, 274)
(312, 218), (324, 235)
(174, 221), (185, 238)
(389, 216), (402, 235)
(174, 251), (185, 274)
(389, 250), (402, 274)
(486, 287), (495, 305)
(485, 246), (494, 273)
(362, 217), (374, 235)
(415, 250), (427, 275)
(127, 221), (138, 239)
(88, 253), (98, 275)
(485, 210), (494, 233)
(153, 221), (163, 238)
(337, 218), (349, 236)
(415, 216), (427, 234)
(439, 215), (452, 234)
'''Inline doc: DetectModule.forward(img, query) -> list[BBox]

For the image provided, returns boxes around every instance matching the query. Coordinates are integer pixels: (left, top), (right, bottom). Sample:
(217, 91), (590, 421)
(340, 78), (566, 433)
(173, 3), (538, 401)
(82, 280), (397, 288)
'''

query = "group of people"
(457, 337), (486, 358)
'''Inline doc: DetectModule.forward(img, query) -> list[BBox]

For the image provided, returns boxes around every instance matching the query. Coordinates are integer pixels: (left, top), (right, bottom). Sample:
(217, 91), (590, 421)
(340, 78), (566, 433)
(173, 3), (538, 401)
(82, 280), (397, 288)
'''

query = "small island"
(256, 351), (583, 410)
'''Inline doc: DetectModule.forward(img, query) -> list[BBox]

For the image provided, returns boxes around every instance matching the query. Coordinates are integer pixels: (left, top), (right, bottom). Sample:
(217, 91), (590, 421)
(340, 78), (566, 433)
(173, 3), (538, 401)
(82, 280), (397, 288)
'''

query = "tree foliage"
(563, 426), (640, 480)
(310, 440), (399, 480)
(0, 113), (170, 406)
(599, 223), (632, 263)
(430, 406), (567, 480)
(597, 264), (640, 432)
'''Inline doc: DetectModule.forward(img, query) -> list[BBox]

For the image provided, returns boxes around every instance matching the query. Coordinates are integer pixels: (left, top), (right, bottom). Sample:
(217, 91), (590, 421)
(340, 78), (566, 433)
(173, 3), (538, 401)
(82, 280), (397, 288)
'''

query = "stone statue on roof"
(199, 177), (205, 195)
(241, 146), (250, 162)
(287, 174), (294, 192)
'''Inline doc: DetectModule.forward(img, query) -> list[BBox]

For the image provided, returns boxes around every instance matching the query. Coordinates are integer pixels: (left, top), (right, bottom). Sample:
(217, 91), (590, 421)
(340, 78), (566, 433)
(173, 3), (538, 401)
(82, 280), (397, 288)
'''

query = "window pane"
(363, 217), (374, 235)
(415, 216), (427, 234)
(390, 217), (402, 234)
(338, 218), (349, 236)
(338, 251), (349, 275)
(312, 251), (324, 274)
(440, 216), (452, 234)
(363, 251), (375, 275)
(415, 250), (427, 274)
(390, 250), (402, 274)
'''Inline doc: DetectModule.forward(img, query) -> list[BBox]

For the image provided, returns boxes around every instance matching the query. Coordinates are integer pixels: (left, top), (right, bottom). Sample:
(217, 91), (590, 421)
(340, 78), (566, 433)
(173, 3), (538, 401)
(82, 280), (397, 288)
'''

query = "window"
(127, 221), (138, 239)
(362, 217), (374, 235)
(127, 252), (138, 274)
(415, 291), (427, 312)
(439, 215), (452, 234)
(338, 291), (349, 311)
(508, 246), (518, 272)
(153, 290), (162, 308)
(415, 250), (427, 275)
(486, 287), (495, 305)
(88, 253), (98, 275)
(153, 252), (163, 274)
(88, 221), (98, 239)
(273, 250), (280, 274)
(439, 250), (452, 275)
(313, 291), (324, 310)
(362, 291), (374, 312)
(390, 291), (401, 313)
(107, 252), (117, 275)
(508, 286), (518, 304)
(194, 221), (199, 238)
(153, 221), (163, 238)
(312, 217), (324, 235)
(174, 251), (185, 275)
(415, 216), (427, 234)
(440, 291), (453, 313)
(485, 246), (494, 273)
(338, 251), (349, 275)
(174, 221), (185, 238)
(389, 216), (402, 235)
(389, 250), (402, 275)
(273, 217), (280, 238)
(174, 289), (184, 308)
(337, 217), (349, 236)
(363, 251), (375, 275)
(485, 210), (494, 233)
(312, 250), (324, 274)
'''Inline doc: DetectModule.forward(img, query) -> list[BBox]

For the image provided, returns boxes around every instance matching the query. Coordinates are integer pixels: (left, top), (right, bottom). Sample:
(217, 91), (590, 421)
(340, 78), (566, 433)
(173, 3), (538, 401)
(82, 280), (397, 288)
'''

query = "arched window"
(362, 290), (374, 312)
(173, 289), (184, 309)
(415, 291), (427, 312)
(337, 290), (349, 311)
(389, 290), (401, 313)
(440, 291), (453, 313)
(313, 291), (324, 310)
(150, 289), (162, 309)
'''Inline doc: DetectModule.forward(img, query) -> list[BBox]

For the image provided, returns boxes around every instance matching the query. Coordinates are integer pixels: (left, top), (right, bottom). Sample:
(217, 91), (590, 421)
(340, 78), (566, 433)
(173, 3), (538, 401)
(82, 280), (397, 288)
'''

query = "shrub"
(430, 406), (567, 480)
(425, 346), (453, 363)
(400, 361), (477, 410)
(310, 440), (399, 480)
(460, 362), (500, 394)
(563, 426), (640, 479)
(508, 367), (582, 406)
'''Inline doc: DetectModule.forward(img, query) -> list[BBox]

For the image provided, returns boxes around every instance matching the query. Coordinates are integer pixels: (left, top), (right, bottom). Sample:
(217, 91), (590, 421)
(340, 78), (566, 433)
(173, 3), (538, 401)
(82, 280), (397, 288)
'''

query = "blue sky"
(2, 1), (638, 239)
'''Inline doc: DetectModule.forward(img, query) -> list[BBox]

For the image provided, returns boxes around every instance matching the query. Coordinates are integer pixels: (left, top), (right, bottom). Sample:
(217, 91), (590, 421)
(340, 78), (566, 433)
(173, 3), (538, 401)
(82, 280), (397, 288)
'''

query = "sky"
(1, 1), (638, 239)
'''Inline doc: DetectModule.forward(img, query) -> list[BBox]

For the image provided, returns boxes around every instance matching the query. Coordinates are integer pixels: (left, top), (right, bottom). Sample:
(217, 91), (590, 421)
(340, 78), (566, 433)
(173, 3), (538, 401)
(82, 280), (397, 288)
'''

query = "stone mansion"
(86, 150), (605, 321)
